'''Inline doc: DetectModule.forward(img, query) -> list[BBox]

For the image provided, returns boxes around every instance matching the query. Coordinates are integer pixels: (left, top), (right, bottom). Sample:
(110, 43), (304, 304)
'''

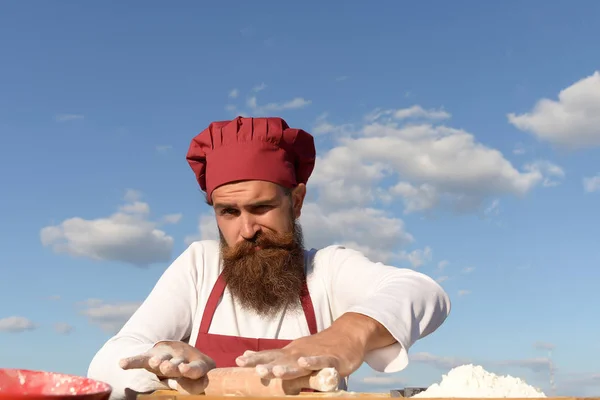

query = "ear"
(291, 183), (306, 219)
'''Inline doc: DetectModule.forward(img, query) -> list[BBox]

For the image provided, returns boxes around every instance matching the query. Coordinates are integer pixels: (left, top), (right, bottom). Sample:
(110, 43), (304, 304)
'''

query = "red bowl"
(0, 369), (112, 400)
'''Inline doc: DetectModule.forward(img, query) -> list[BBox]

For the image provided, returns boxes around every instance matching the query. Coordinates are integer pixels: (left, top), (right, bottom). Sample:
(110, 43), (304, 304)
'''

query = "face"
(211, 180), (308, 316)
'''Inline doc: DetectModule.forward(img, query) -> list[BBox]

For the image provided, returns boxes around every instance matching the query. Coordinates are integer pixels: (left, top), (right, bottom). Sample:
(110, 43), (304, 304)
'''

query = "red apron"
(194, 271), (319, 368)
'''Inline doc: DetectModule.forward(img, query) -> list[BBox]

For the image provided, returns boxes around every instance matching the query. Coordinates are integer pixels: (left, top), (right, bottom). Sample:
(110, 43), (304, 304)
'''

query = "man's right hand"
(119, 341), (215, 381)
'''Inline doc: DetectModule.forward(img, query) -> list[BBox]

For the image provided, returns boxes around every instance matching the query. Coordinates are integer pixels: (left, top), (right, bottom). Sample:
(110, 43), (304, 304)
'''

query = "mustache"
(221, 230), (297, 262)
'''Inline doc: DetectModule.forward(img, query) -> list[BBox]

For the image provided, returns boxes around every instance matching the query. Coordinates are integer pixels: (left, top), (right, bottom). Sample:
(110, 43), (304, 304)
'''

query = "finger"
(176, 376), (209, 395)
(254, 362), (305, 380)
(271, 364), (306, 380)
(298, 356), (339, 371)
(119, 355), (150, 370)
(255, 364), (274, 379)
(158, 359), (184, 378)
(236, 350), (279, 367)
(309, 367), (341, 392)
(148, 352), (174, 369)
(169, 357), (186, 367)
(180, 360), (211, 380)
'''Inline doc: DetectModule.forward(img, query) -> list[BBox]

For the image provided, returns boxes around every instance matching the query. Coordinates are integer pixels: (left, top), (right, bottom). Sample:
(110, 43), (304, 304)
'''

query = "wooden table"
(139, 391), (600, 400)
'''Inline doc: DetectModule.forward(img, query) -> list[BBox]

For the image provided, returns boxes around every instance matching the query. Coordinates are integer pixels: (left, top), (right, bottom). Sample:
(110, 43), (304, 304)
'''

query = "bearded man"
(87, 117), (451, 400)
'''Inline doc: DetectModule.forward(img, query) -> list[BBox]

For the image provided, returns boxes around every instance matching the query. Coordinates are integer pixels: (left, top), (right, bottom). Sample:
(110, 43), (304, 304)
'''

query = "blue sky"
(1, 0), (599, 396)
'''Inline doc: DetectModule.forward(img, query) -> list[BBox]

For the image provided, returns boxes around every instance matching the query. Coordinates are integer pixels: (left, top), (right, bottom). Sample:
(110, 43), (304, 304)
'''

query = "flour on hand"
(412, 364), (547, 398)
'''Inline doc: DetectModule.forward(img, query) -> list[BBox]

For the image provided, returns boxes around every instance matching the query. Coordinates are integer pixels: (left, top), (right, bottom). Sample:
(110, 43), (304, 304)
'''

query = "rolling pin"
(202, 367), (340, 396)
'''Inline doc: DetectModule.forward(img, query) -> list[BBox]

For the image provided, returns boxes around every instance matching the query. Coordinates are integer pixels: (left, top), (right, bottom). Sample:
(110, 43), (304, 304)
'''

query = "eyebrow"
(213, 198), (278, 210)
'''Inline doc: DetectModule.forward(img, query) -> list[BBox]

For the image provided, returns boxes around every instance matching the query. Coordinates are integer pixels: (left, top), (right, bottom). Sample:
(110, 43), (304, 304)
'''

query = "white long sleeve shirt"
(87, 240), (451, 399)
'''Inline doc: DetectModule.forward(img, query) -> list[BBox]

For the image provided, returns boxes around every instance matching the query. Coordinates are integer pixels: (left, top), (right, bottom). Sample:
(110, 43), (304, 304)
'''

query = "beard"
(219, 219), (307, 318)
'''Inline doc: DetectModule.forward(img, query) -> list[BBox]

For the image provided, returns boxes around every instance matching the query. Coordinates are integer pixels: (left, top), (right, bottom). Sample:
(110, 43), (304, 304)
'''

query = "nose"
(239, 214), (260, 241)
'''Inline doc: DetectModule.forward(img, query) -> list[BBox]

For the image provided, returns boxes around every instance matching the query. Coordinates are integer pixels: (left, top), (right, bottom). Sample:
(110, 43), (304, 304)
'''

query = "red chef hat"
(186, 116), (316, 203)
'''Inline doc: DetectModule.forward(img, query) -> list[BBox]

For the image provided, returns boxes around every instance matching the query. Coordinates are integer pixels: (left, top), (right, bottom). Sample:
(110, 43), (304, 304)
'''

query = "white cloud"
(252, 83), (267, 92)
(54, 322), (74, 335)
(431, 261), (456, 284)
(224, 86), (312, 117)
(508, 71), (600, 149)
(458, 289), (471, 296)
(533, 341), (556, 351)
(78, 298), (141, 334)
(410, 352), (471, 370)
(365, 105), (450, 123)
(560, 372), (600, 393)
(299, 202), (415, 264)
(40, 190), (175, 267)
(311, 108), (562, 214)
(185, 212), (219, 245)
(390, 182), (439, 213)
(410, 351), (558, 373)
(394, 105), (451, 120)
(497, 357), (554, 374)
(513, 143), (527, 155)
(124, 189), (142, 202)
(246, 96), (311, 114)
(160, 213), (182, 224)
(239, 27), (253, 37)
(155, 145), (172, 153)
(55, 114), (84, 122)
(81, 298), (104, 307)
(228, 89), (239, 98)
(484, 199), (501, 217)
(0, 316), (36, 333)
(461, 266), (475, 274)
(312, 113), (354, 136)
(583, 174), (600, 193)
(119, 201), (150, 214)
(401, 246), (433, 268)
(359, 375), (406, 386)
(524, 160), (565, 187)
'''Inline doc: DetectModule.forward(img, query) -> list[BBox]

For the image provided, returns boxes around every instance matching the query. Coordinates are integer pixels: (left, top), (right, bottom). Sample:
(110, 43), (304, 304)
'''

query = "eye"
(220, 208), (239, 216)
(253, 205), (273, 214)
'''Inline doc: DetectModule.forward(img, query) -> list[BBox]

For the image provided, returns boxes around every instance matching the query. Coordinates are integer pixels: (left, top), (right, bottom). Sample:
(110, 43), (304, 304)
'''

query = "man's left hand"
(235, 329), (365, 380)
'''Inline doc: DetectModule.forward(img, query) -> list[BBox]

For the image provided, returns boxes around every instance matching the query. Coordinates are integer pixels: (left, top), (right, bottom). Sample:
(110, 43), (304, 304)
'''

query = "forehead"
(211, 180), (284, 206)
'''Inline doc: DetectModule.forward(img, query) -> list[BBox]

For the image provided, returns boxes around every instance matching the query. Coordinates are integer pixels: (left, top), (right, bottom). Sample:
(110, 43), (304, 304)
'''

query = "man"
(87, 117), (451, 400)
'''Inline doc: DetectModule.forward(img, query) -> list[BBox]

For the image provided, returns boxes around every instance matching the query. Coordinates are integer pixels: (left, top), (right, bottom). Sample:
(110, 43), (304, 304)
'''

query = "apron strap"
(199, 272), (319, 335)
(199, 272), (227, 334)
(300, 281), (318, 335)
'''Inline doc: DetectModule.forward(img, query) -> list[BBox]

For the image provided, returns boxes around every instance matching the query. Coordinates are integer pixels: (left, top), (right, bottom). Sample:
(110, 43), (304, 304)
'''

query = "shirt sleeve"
(316, 245), (451, 373)
(87, 243), (204, 400)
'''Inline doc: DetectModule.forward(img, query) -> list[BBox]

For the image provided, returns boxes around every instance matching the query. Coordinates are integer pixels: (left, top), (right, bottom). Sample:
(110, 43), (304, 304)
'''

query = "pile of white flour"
(412, 364), (547, 398)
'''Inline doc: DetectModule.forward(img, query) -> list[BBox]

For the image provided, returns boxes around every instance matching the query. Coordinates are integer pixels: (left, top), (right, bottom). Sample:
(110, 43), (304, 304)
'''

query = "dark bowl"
(0, 369), (112, 400)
